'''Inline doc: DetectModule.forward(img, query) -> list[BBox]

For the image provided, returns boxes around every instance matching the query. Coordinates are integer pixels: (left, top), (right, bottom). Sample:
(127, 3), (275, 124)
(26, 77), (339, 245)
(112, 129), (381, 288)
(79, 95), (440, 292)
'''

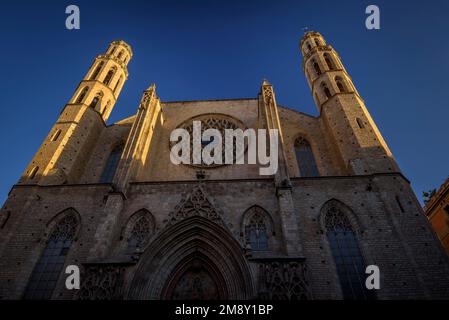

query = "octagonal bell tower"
(301, 31), (399, 175)
(19, 40), (133, 185)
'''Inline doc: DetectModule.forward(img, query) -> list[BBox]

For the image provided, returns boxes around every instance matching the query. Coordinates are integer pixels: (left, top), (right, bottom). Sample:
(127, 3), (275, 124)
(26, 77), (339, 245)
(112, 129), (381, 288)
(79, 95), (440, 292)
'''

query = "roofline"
(161, 97), (257, 104)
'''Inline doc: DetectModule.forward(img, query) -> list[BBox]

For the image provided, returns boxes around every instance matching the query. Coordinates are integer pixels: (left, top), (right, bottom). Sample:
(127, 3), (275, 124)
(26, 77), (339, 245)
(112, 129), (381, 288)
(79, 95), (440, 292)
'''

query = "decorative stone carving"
(168, 187), (224, 227)
(256, 259), (311, 300)
(170, 114), (246, 168)
(323, 201), (353, 232)
(78, 263), (130, 300)
(49, 213), (78, 241)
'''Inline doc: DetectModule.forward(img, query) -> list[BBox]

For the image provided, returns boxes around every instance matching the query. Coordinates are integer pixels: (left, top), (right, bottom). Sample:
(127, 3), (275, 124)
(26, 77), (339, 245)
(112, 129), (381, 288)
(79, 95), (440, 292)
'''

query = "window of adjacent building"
(24, 211), (78, 300)
(323, 202), (376, 300)
(295, 138), (320, 177)
(99, 144), (124, 183)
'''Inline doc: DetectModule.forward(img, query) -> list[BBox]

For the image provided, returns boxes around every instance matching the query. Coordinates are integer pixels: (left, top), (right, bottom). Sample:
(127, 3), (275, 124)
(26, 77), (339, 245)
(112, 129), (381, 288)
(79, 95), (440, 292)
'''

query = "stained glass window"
(324, 201), (376, 300)
(125, 215), (151, 255)
(244, 207), (270, 251)
(295, 138), (319, 177)
(24, 212), (78, 300)
(100, 144), (124, 183)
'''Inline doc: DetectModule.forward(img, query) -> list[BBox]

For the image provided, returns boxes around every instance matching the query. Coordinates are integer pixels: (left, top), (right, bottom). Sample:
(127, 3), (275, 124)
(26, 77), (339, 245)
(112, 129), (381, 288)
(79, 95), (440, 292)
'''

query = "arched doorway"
(127, 216), (254, 300)
(162, 252), (227, 300)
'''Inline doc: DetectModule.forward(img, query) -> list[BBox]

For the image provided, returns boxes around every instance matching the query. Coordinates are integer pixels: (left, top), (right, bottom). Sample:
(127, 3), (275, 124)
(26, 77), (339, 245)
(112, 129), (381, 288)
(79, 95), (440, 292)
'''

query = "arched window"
(243, 206), (271, 251)
(103, 67), (116, 86)
(89, 92), (103, 109)
(125, 215), (152, 255)
(315, 38), (321, 46)
(335, 77), (347, 93)
(29, 166), (39, 179)
(24, 210), (79, 299)
(100, 143), (124, 183)
(321, 82), (332, 99)
(50, 129), (61, 142)
(307, 43), (312, 51)
(113, 75), (123, 94)
(356, 118), (365, 129)
(322, 200), (375, 300)
(312, 60), (321, 76)
(90, 61), (104, 80)
(117, 50), (124, 60)
(75, 87), (89, 104)
(110, 46), (116, 55)
(295, 137), (319, 177)
(324, 53), (336, 70)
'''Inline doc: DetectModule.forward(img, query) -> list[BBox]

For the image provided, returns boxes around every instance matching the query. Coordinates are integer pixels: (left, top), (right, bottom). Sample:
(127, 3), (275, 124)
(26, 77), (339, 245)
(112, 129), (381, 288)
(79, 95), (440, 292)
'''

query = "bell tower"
(300, 31), (399, 175)
(19, 40), (132, 185)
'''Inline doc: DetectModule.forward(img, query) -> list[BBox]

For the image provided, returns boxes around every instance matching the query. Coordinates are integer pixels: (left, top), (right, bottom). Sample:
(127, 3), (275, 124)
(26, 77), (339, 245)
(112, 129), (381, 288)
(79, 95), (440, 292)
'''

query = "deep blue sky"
(0, 0), (448, 205)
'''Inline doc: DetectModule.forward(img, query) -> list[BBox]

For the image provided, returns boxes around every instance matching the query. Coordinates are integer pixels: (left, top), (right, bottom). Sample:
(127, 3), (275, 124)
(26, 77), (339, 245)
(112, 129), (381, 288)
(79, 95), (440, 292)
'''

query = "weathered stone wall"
(1, 175), (448, 299)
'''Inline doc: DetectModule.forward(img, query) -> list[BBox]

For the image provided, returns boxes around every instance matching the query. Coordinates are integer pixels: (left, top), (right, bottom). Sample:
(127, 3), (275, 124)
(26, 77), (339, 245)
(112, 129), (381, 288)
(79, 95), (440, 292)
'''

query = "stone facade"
(0, 32), (448, 300)
(425, 178), (449, 256)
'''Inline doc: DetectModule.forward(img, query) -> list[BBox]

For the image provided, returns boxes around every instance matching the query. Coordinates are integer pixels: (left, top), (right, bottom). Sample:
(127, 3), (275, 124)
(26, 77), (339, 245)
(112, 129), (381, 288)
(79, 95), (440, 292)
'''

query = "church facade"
(0, 32), (448, 300)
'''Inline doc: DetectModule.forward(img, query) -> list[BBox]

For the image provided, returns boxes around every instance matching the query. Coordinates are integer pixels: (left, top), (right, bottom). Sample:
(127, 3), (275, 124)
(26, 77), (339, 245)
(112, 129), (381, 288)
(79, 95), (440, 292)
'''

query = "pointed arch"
(117, 50), (124, 60)
(312, 59), (321, 76)
(75, 87), (89, 104)
(90, 61), (104, 80)
(335, 76), (348, 93)
(241, 206), (274, 251)
(127, 216), (254, 300)
(24, 208), (81, 300)
(121, 209), (155, 255)
(294, 137), (319, 177)
(319, 199), (375, 300)
(103, 66), (116, 86)
(89, 91), (103, 109)
(320, 82), (332, 99)
(324, 53), (336, 70)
